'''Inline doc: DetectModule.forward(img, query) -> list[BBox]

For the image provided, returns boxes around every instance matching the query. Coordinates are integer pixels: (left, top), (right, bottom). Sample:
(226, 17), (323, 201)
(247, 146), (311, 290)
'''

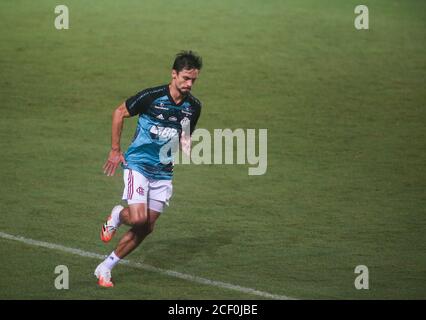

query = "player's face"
(172, 68), (199, 95)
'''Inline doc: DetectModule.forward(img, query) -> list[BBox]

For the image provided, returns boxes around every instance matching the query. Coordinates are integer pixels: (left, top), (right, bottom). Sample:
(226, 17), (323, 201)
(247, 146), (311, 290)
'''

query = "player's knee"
(129, 205), (148, 225)
(142, 221), (155, 235)
(131, 213), (147, 225)
(133, 221), (155, 236)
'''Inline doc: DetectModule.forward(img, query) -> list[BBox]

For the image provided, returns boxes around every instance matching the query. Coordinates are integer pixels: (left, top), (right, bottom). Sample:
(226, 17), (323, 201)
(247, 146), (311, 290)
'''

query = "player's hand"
(103, 149), (127, 176)
(180, 131), (191, 157)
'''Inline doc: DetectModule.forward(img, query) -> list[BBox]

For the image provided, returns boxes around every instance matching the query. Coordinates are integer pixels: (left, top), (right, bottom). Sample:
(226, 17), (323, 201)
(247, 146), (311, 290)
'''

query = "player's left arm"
(190, 107), (201, 136)
(180, 102), (201, 156)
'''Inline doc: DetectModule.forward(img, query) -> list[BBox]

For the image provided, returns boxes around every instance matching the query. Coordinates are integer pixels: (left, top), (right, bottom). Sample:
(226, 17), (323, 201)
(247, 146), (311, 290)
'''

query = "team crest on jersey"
(136, 186), (144, 196)
(168, 116), (177, 122)
(180, 117), (190, 127)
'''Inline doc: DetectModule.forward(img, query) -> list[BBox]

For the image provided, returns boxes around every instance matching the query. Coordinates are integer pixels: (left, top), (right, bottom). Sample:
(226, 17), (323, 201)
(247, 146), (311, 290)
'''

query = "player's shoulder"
(187, 93), (202, 109)
(126, 84), (169, 116)
(134, 84), (168, 99)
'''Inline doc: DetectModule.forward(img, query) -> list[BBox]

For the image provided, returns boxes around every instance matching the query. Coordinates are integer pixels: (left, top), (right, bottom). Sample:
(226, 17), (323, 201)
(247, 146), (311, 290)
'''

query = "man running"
(94, 51), (203, 287)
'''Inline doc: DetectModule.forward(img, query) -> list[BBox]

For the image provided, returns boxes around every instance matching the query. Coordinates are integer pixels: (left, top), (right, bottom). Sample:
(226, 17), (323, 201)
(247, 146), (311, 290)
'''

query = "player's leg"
(96, 169), (150, 287)
(114, 203), (160, 258)
(110, 185), (170, 260)
(94, 206), (161, 288)
(99, 206), (136, 242)
(95, 172), (172, 287)
(115, 178), (172, 259)
(114, 205), (146, 226)
(114, 179), (172, 258)
(100, 205), (125, 243)
(100, 169), (146, 243)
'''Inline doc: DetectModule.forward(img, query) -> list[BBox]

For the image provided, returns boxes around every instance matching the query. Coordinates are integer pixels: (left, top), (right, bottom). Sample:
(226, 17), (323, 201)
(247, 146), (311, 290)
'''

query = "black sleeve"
(190, 104), (201, 135)
(125, 89), (152, 116)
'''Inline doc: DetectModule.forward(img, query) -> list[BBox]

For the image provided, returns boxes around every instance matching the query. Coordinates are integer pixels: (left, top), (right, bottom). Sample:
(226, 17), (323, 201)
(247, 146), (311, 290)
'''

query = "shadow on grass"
(129, 230), (234, 269)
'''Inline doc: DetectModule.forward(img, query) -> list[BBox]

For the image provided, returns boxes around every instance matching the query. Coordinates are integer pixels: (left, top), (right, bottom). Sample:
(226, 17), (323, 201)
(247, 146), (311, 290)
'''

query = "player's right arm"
(103, 102), (130, 176)
(103, 88), (153, 176)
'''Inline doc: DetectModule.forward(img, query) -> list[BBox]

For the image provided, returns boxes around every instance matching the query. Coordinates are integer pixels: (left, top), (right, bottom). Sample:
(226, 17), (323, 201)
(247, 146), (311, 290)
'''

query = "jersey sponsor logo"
(156, 114), (164, 120)
(149, 125), (179, 140)
(154, 104), (169, 110)
(181, 110), (193, 116)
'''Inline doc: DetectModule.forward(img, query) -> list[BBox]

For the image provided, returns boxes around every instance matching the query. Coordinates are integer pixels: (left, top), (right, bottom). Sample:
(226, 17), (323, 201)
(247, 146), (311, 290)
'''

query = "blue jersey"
(123, 84), (202, 180)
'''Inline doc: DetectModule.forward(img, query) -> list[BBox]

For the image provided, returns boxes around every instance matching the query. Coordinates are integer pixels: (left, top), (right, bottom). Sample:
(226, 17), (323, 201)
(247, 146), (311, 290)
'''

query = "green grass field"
(0, 0), (425, 299)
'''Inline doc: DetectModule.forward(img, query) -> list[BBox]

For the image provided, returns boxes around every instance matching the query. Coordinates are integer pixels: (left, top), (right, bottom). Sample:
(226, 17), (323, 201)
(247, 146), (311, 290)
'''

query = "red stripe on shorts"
(128, 169), (133, 200)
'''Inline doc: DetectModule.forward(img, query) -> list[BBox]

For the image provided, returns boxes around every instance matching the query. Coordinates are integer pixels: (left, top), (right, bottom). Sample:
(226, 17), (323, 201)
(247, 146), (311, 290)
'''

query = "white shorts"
(122, 169), (173, 213)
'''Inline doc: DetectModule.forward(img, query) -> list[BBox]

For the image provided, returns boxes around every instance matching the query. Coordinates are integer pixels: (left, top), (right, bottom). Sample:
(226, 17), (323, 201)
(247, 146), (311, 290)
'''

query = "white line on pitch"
(0, 231), (295, 300)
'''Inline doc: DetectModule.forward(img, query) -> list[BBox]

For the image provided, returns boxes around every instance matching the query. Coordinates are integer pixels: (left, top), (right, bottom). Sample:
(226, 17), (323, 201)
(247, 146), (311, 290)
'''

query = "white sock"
(103, 251), (121, 270)
(111, 207), (122, 227)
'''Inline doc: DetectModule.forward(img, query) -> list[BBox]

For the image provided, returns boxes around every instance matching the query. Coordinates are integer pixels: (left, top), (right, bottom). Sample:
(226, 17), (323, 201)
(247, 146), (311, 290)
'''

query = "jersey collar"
(167, 84), (188, 107)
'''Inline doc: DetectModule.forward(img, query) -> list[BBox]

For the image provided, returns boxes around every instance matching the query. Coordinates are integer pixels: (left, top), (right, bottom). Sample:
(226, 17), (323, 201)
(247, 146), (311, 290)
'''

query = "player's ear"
(171, 69), (178, 79)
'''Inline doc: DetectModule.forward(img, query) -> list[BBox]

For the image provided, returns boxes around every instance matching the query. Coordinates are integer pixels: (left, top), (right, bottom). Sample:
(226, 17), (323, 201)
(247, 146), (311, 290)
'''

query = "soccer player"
(94, 51), (203, 287)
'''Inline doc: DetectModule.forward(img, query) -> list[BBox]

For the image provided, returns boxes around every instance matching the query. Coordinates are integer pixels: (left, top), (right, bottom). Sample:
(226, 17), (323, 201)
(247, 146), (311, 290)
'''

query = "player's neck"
(168, 83), (185, 105)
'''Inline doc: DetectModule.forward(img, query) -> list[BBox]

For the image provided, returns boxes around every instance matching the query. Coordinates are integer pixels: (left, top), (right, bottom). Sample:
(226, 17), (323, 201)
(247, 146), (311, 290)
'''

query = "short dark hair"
(172, 50), (202, 72)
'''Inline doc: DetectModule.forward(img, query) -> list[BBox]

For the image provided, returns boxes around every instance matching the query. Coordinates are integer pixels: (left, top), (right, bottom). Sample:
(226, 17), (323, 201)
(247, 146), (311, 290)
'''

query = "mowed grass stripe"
(0, 231), (295, 300)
